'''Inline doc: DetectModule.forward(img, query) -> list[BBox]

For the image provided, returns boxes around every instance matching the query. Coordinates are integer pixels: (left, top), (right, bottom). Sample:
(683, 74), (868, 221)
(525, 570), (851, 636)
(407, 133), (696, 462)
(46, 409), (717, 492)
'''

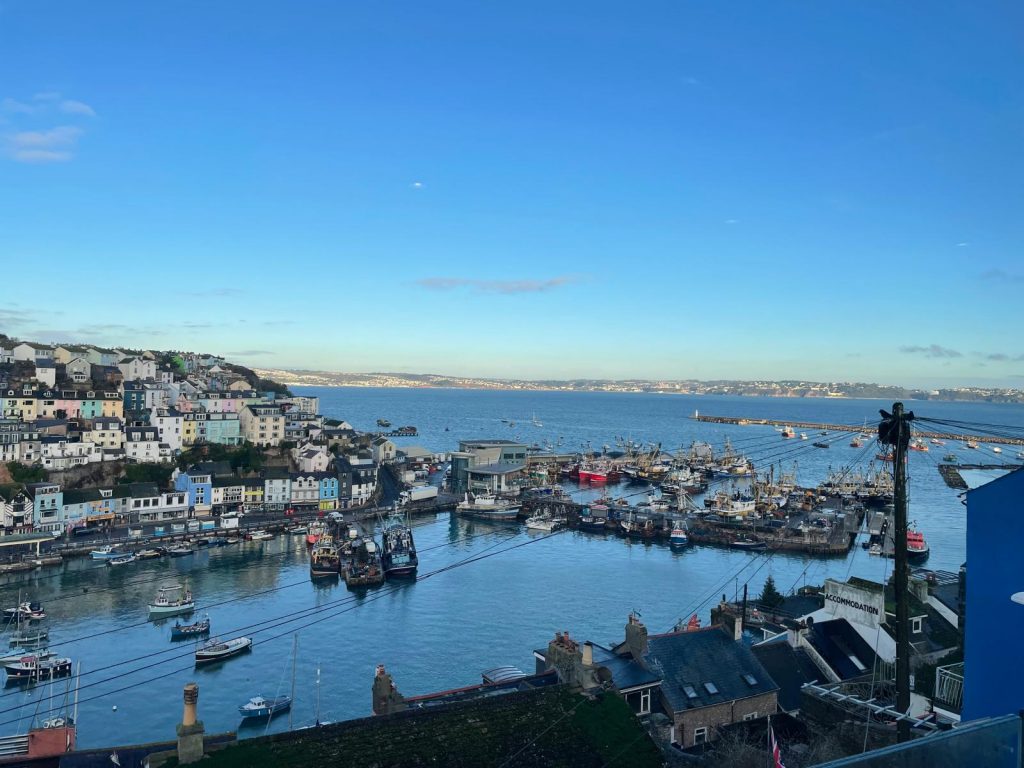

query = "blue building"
(962, 467), (1024, 720)
(123, 381), (147, 415)
(173, 462), (229, 516)
(25, 482), (63, 532)
(318, 472), (339, 511)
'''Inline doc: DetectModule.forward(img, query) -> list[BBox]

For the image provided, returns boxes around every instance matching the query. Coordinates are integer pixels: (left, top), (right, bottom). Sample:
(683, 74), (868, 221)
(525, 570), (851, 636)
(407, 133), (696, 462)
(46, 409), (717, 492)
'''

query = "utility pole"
(879, 402), (913, 743)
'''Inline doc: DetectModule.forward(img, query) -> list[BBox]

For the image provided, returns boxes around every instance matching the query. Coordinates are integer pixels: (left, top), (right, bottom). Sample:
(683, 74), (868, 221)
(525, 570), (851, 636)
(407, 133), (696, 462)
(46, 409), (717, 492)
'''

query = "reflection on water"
(0, 389), (1016, 748)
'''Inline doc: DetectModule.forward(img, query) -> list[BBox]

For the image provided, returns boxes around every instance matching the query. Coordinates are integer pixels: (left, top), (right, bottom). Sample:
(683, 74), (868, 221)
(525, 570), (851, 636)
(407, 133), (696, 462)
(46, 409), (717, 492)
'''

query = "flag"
(769, 722), (785, 768)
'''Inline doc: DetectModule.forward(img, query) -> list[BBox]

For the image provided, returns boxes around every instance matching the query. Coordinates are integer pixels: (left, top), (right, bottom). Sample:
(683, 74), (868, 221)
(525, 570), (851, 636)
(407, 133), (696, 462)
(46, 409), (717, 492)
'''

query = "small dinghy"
(238, 694), (292, 720)
(108, 553), (137, 567)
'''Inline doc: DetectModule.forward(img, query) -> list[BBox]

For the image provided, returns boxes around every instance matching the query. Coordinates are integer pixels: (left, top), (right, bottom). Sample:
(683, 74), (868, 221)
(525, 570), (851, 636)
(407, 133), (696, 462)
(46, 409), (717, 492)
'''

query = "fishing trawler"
(195, 636), (252, 665)
(380, 515), (418, 578)
(343, 535), (385, 588)
(309, 535), (341, 578)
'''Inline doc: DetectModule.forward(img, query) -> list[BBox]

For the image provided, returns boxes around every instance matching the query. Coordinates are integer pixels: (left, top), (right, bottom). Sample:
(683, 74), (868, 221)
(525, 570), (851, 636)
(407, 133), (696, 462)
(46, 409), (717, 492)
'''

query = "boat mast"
(315, 662), (321, 726)
(288, 635), (297, 732)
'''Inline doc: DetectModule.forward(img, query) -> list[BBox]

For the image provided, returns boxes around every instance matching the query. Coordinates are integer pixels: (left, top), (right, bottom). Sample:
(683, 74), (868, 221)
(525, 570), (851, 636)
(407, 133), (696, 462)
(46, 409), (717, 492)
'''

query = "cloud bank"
(416, 275), (584, 295)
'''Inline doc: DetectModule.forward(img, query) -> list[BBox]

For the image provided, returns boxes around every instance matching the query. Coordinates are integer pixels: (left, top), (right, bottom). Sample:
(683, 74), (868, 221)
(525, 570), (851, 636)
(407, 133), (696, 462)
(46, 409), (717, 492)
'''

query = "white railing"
(934, 662), (964, 712)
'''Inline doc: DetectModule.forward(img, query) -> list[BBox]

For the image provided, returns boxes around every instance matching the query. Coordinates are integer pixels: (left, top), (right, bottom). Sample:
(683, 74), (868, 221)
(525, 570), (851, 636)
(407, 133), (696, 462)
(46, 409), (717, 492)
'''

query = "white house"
(371, 436), (396, 464)
(34, 360), (56, 388)
(13, 342), (53, 363)
(125, 426), (171, 463)
(83, 417), (124, 450)
(292, 442), (332, 473)
(150, 407), (185, 451)
(39, 438), (103, 470)
(118, 356), (158, 381)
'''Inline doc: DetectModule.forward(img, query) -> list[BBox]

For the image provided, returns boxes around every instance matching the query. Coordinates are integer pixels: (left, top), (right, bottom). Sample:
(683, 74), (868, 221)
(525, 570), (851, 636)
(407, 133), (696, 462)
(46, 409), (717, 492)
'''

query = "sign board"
(822, 579), (885, 628)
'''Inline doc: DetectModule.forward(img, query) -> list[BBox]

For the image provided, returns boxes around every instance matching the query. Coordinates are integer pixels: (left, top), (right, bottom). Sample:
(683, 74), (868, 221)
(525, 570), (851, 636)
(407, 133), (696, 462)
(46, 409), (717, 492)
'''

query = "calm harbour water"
(2, 388), (1021, 748)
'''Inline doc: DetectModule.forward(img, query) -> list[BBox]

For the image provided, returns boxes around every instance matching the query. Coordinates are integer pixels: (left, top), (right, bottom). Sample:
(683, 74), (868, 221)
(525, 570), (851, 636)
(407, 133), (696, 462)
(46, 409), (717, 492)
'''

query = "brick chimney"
(625, 613), (648, 659)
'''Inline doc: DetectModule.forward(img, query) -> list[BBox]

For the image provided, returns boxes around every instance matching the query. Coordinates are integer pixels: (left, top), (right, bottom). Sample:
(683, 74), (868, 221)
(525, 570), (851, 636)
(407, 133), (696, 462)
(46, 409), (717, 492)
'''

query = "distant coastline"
(254, 368), (1024, 405)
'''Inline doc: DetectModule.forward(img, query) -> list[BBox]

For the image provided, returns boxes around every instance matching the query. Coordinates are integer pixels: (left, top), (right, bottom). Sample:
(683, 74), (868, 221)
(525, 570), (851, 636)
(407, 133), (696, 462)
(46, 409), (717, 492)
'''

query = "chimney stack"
(176, 683), (205, 765)
(582, 641), (593, 667)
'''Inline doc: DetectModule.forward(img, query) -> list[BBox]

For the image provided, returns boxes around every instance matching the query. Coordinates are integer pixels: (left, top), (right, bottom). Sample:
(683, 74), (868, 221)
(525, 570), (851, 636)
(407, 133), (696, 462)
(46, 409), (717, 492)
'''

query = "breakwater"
(692, 414), (1024, 446)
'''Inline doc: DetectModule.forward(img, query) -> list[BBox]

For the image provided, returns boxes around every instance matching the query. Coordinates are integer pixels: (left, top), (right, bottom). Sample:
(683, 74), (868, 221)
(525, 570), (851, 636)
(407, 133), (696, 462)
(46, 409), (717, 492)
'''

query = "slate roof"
(776, 593), (826, 618)
(751, 640), (823, 712)
(189, 461), (233, 477)
(590, 644), (661, 692)
(113, 482), (160, 499)
(643, 629), (778, 713)
(212, 475), (244, 488)
(62, 488), (104, 505)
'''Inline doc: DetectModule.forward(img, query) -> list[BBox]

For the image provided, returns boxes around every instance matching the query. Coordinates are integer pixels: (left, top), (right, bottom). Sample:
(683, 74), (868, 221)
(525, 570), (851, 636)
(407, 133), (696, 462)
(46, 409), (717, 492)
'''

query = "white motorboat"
(107, 553), (137, 567)
(524, 515), (558, 532)
(89, 546), (127, 561)
(147, 584), (195, 619)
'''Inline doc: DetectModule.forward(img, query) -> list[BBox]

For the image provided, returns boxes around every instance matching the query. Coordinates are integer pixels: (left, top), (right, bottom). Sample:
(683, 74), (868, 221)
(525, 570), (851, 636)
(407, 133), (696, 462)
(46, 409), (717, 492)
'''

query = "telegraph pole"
(879, 403), (913, 742)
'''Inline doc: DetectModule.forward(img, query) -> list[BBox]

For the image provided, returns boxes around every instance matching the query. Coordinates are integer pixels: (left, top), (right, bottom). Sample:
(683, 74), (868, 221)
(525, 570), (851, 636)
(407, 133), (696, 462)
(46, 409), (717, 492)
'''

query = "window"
(683, 685), (698, 700)
(693, 727), (708, 745)
(703, 682), (719, 695)
(743, 712), (758, 721)
(911, 617), (923, 633)
(743, 674), (758, 686)
(639, 689), (651, 715)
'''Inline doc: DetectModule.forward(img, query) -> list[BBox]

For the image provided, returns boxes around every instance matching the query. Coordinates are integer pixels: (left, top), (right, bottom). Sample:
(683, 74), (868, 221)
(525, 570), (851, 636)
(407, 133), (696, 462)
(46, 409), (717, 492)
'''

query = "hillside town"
(254, 367), (1024, 403)
(0, 336), (394, 536)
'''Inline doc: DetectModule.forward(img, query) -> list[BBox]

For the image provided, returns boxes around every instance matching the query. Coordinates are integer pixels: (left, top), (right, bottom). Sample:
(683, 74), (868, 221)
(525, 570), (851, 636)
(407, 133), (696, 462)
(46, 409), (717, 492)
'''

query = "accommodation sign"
(823, 579), (885, 628)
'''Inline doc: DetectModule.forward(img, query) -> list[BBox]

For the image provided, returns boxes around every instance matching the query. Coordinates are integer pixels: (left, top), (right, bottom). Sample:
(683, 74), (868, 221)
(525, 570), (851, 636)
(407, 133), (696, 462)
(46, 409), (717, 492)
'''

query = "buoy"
(112, 705), (117, 711)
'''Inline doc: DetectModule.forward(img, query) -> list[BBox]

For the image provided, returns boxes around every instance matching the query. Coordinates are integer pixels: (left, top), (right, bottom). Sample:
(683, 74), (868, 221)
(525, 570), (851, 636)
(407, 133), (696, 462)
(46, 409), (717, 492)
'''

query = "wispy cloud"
(5, 125), (82, 163)
(59, 99), (96, 117)
(416, 275), (585, 295)
(978, 352), (1024, 362)
(724, 218), (738, 224)
(1, 98), (35, 115)
(956, 242), (969, 247)
(0, 309), (37, 329)
(2, 94), (95, 163)
(899, 344), (963, 359)
(981, 268), (1024, 284)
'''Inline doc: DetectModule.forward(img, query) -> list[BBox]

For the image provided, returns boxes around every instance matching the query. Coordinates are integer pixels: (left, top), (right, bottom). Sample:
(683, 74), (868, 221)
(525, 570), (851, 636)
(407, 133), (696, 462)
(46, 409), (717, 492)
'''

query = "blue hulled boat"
(238, 695), (292, 720)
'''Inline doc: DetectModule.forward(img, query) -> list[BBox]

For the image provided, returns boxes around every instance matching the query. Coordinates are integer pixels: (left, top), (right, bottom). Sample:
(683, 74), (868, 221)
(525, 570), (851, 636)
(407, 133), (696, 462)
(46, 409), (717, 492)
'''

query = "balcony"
(933, 661), (964, 718)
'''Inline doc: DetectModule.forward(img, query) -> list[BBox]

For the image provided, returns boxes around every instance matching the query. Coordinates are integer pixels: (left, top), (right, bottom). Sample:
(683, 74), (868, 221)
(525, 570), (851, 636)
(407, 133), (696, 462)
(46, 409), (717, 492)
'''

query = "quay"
(937, 462), (1020, 490)
(692, 413), (1024, 446)
(520, 494), (865, 556)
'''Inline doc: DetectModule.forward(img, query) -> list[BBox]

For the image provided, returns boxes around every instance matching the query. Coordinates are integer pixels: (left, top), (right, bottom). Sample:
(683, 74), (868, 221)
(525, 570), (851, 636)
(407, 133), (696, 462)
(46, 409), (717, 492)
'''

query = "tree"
(759, 574), (784, 610)
(6, 462), (47, 484)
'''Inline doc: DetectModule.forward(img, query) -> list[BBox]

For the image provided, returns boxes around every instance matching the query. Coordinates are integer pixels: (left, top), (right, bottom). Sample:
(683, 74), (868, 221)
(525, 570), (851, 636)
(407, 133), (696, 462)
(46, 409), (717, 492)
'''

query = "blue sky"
(1, 2), (1022, 387)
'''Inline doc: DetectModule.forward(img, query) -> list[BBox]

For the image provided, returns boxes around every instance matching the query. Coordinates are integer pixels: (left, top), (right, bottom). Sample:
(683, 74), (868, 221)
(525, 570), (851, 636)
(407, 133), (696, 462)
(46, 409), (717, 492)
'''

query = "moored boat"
(907, 529), (930, 561)
(669, 525), (689, 547)
(249, 530), (274, 541)
(89, 545), (127, 561)
(107, 553), (137, 567)
(812, 442), (829, 449)
(171, 615), (211, 641)
(3, 602), (45, 622)
(4, 654), (72, 682)
(0, 647), (54, 665)
(8, 628), (48, 647)
(455, 493), (521, 523)
(167, 545), (194, 558)
(524, 514), (559, 532)
(195, 636), (252, 665)
(309, 536), (341, 578)
(238, 694), (292, 720)
(380, 516), (418, 579)
(730, 537), (767, 551)
(781, 426), (795, 439)
(137, 547), (167, 559)
(306, 520), (325, 547)
(148, 584), (195, 619)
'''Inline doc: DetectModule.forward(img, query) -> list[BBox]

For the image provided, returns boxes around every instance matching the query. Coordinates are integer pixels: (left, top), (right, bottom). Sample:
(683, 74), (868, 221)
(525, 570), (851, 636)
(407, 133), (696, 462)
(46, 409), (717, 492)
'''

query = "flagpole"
(767, 715), (771, 768)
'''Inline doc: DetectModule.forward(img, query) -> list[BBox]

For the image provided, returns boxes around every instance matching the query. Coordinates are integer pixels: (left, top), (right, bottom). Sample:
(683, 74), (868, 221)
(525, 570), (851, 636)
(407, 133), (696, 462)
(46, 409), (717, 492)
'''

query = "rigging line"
(0, 530), (555, 721)
(914, 416), (1024, 433)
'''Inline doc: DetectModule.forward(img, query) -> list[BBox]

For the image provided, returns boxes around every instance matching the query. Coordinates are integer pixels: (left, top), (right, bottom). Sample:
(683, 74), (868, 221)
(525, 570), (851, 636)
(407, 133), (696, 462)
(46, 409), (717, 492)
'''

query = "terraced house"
(240, 403), (285, 446)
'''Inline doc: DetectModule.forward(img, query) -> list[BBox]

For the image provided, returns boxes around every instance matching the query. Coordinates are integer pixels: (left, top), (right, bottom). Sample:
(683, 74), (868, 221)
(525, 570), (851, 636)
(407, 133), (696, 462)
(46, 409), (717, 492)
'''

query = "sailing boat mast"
(288, 635), (297, 731)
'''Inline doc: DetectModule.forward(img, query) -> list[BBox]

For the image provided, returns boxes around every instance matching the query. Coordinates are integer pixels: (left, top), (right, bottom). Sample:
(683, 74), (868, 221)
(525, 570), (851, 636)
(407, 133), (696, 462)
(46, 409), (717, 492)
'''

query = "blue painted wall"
(963, 467), (1024, 720)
